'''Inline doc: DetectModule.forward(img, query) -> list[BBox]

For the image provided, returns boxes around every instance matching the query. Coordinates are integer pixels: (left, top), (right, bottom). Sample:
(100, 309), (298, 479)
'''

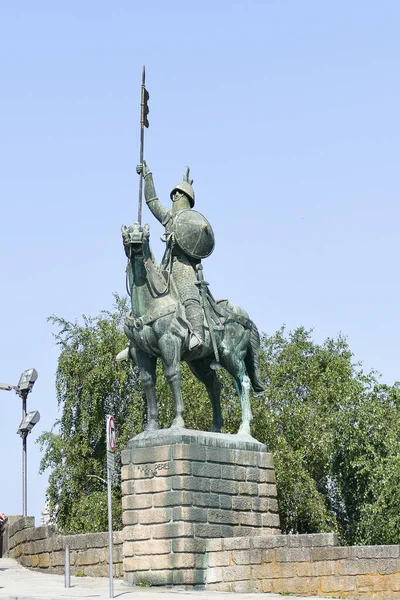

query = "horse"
(119, 222), (264, 436)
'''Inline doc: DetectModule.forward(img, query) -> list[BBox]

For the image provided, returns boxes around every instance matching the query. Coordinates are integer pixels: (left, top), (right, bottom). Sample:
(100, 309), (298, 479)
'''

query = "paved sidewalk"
(0, 557), (331, 600)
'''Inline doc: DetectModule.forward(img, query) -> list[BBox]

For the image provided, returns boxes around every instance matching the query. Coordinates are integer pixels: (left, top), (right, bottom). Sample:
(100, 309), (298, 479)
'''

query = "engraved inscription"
(137, 462), (170, 478)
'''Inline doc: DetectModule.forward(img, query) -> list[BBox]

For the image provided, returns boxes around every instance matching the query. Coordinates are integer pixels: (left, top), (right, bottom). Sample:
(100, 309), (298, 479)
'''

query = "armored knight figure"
(137, 161), (215, 350)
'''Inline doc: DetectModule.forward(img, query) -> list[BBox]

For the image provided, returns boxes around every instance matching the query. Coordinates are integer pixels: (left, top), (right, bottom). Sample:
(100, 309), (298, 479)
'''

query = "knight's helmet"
(170, 166), (195, 208)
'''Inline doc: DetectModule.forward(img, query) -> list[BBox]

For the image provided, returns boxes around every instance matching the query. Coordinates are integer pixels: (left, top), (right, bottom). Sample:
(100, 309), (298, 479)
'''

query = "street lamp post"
(0, 368), (39, 517)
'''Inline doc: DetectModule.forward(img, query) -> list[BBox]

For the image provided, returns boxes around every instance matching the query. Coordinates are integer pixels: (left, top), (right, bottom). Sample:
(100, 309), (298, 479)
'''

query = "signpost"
(106, 415), (115, 598)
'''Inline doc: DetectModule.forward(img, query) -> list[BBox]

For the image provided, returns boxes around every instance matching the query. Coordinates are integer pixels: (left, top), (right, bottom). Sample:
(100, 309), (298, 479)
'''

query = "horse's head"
(121, 222), (150, 258)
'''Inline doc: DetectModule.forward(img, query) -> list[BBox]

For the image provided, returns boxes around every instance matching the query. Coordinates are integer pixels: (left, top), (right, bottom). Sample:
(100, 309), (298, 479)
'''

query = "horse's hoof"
(237, 423), (251, 437)
(210, 424), (222, 433)
(146, 420), (159, 431)
(171, 416), (185, 429)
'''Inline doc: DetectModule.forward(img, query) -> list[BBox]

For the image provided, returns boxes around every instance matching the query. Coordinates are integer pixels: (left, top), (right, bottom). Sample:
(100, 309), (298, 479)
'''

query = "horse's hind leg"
(221, 353), (253, 437)
(135, 349), (158, 431)
(187, 358), (223, 433)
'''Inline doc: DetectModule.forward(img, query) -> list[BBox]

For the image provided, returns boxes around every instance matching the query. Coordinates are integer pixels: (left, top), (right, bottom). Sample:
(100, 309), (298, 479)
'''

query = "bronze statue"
(137, 161), (214, 350)
(119, 164), (265, 436)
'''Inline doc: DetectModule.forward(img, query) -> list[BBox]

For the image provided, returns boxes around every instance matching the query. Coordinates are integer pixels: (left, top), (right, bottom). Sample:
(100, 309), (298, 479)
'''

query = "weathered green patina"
(119, 163), (264, 436)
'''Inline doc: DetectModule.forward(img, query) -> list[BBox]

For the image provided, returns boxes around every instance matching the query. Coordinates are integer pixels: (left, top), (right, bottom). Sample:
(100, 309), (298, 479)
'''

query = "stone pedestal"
(121, 429), (280, 586)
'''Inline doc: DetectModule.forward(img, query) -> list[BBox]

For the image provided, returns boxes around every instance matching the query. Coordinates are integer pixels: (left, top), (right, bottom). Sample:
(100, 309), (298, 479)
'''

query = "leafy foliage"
(40, 301), (400, 544)
(38, 295), (144, 533)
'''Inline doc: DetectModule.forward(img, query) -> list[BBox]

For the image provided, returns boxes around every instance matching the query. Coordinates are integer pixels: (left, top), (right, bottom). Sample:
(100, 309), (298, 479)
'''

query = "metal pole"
(138, 65), (146, 225)
(107, 465), (114, 598)
(64, 545), (70, 588)
(22, 392), (27, 517)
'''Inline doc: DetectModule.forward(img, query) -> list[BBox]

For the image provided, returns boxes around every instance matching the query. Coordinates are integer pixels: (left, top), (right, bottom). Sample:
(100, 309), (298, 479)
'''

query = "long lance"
(138, 65), (149, 224)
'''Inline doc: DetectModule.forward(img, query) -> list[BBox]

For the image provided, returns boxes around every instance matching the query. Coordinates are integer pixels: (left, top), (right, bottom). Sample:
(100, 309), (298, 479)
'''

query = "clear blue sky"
(1, 1), (400, 524)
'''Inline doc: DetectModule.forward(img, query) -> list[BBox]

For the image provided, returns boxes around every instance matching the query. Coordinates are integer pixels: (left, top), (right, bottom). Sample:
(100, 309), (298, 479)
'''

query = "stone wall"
(206, 533), (400, 599)
(6, 516), (123, 577)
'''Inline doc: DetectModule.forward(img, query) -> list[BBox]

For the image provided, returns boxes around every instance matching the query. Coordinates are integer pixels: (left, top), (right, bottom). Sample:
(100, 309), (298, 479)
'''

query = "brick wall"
(6, 516), (123, 577)
(206, 533), (400, 599)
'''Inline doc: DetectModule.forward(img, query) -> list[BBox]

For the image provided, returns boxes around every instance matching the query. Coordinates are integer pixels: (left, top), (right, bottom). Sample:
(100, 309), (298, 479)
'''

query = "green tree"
(38, 295), (145, 533)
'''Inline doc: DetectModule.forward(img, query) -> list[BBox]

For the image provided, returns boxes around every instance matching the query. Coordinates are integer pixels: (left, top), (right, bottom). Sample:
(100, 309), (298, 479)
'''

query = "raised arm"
(137, 162), (168, 224)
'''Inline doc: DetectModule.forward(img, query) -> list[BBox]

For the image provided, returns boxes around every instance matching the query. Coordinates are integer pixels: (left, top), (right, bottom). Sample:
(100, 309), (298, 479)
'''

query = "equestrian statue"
(118, 160), (265, 436)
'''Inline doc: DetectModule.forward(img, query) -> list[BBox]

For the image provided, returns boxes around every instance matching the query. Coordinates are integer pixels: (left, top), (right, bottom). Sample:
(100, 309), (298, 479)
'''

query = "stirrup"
(189, 333), (203, 350)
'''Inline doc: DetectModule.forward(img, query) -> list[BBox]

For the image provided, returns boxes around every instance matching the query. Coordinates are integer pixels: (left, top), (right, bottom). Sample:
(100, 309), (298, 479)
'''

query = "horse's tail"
(245, 321), (265, 393)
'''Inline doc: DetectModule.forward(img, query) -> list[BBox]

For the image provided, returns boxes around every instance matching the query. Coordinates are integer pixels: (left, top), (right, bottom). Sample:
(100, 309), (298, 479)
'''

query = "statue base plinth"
(121, 428), (280, 586)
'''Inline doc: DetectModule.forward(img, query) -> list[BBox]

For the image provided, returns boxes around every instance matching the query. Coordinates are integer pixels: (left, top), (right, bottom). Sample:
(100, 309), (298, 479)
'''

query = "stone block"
(194, 493), (219, 508)
(125, 569), (174, 586)
(76, 548), (107, 566)
(262, 513), (280, 528)
(234, 449), (258, 467)
(311, 559), (337, 577)
(275, 547), (311, 562)
(172, 444), (207, 462)
(128, 445), (171, 464)
(208, 509), (239, 526)
(194, 523), (224, 538)
(173, 568), (206, 585)
(121, 449), (131, 466)
(251, 497), (269, 512)
(239, 482), (258, 496)
(84, 532), (109, 548)
(220, 465), (246, 481)
(208, 550), (231, 567)
(50, 551), (65, 567)
(192, 461), (221, 479)
(172, 507), (207, 523)
(239, 512), (262, 527)
(210, 479), (239, 495)
(232, 579), (261, 593)
(263, 469), (277, 483)
(83, 564), (108, 577)
(223, 537), (251, 551)
(124, 525), (152, 541)
(124, 539), (171, 556)
(122, 495), (152, 510)
(151, 522), (194, 539)
(232, 496), (252, 511)
(206, 566), (224, 583)
(172, 538), (206, 553)
(153, 490), (193, 507)
(222, 564), (252, 581)
(122, 511), (139, 525)
(320, 575), (355, 593)
(258, 453), (274, 469)
(206, 538), (223, 552)
(219, 496), (232, 510)
(311, 546), (350, 561)
(167, 460), (191, 476)
(121, 480), (135, 495)
(132, 477), (171, 494)
(232, 549), (262, 565)
(352, 544), (400, 559)
(138, 508), (172, 525)
(172, 475), (210, 492)
(38, 553), (51, 568)
(206, 447), (235, 465)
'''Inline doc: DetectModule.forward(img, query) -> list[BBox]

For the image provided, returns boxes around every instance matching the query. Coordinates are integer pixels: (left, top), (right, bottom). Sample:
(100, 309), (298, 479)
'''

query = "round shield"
(173, 209), (215, 259)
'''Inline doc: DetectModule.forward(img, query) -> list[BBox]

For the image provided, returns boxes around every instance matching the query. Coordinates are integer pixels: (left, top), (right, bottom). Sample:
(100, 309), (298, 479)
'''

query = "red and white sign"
(106, 415), (116, 452)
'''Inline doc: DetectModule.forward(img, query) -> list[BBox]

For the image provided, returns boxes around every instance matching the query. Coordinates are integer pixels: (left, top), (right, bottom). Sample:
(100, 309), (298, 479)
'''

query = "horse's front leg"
(159, 335), (185, 429)
(134, 347), (158, 431)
